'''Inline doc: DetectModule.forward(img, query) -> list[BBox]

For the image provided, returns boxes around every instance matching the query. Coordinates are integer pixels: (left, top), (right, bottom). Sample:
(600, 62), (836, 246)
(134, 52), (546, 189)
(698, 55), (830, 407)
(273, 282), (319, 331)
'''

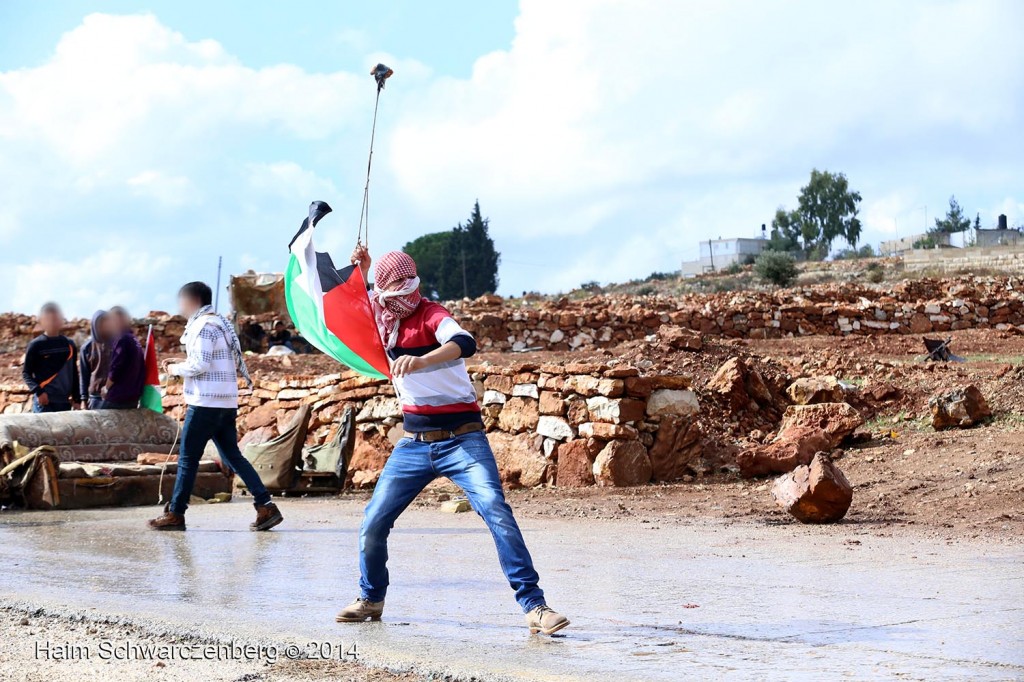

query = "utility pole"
(214, 255), (223, 312)
(707, 240), (715, 272)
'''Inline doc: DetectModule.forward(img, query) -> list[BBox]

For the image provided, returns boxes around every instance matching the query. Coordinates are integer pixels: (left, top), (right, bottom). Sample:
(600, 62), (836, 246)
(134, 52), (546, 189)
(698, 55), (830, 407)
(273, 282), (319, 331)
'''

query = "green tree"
(754, 251), (798, 287)
(402, 231), (452, 298)
(793, 169), (863, 253)
(766, 207), (802, 252)
(402, 200), (501, 300)
(769, 170), (862, 258)
(932, 196), (971, 234)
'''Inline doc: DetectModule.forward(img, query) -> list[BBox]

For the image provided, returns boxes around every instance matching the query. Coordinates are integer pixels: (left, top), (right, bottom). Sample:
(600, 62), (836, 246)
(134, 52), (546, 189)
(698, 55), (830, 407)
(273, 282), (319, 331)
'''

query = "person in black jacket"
(23, 302), (80, 413)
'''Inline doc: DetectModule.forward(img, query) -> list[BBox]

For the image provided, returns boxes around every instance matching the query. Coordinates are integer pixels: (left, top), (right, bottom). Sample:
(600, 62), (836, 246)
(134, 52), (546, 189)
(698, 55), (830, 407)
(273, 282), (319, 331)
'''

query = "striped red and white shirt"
(389, 301), (480, 433)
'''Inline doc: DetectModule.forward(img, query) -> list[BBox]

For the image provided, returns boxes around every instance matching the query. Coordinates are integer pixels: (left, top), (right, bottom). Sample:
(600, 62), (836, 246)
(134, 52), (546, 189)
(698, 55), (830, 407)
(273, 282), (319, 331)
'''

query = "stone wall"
(1, 276), (1020, 357)
(450, 277), (1023, 349)
(175, 361), (703, 489)
(903, 246), (1024, 273)
(0, 361), (704, 489)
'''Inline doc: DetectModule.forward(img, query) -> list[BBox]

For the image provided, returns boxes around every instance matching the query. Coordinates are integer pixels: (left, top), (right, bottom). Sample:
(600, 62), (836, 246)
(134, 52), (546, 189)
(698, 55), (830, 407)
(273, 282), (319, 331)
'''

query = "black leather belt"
(406, 422), (484, 443)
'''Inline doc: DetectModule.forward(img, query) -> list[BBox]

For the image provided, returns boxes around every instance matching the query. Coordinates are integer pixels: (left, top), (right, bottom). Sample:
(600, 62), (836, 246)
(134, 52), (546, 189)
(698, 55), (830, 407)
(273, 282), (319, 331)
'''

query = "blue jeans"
(169, 406), (272, 514)
(359, 430), (545, 612)
(32, 396), (70, 413)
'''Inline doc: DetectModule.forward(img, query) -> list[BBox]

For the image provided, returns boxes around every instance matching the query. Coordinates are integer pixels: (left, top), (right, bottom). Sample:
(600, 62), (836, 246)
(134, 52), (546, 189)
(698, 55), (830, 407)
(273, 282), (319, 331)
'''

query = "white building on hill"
(680, 237), (768, 276)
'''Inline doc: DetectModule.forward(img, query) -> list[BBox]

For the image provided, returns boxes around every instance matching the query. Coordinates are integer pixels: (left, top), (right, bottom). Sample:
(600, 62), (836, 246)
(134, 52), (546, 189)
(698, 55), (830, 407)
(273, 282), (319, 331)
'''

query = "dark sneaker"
(148, 512), (186, 531)
(525, 605), (570, 635)
(335, 598), (384, 622)
(250, 502), (283, 531)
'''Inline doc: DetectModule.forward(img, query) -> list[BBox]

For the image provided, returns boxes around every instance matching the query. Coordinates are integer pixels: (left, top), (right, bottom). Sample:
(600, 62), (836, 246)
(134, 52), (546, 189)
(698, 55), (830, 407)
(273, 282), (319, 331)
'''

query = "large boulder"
(488, 432), (551, 488)
(593, 439), (652, 487)
(648, 415), (704, 481)
(786, 376), (843, 405)
(348, 429), (391, 488)
(777, 403), (863, 448)
(706, 357), (775, 412)
(771, 453), (853, 523)
(555, 438), (600, 487)
(736, 425), (831, 478)
(928, 385), (991, 430)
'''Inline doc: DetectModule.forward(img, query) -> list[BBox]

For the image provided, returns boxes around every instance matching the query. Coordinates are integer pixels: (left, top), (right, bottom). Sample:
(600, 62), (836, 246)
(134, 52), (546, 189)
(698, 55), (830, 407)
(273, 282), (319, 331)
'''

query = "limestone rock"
(778, 403), (863, 448)
(736, 426), (832, 478)
(928, 385), (991, 430)
(244, 402), (279, 430)
(539, 391), (566, 415)
(586, 396), (646, 424)
(356, 396), (402, 422)
(441, 499), (472, 513)
(659, 325), (703, 351)
(578, 422), (639, 440)
(706, 357), (775, 412)
(646, 389), (699, 418)
(771, 453), (853, 523)
(497, 397), (539, 433)
(593, 439), (652, 487)
(537, 415), (574, 441)
(347, 429), (392, 488)
(488, 432), (550, 488)
(786, 376), (843, 405)
(482, 390), (507, 406)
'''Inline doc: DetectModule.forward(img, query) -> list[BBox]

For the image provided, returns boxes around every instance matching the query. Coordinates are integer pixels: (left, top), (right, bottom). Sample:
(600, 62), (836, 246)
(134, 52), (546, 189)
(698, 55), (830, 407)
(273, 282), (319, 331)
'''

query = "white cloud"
(4, 248), (173, 317)
(1, 3), (1022, 316)
(389, 0), (1024, 269)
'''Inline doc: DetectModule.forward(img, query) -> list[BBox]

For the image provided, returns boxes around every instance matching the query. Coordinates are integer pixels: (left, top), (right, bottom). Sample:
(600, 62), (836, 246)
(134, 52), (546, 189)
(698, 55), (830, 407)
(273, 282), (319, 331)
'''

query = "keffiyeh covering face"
(372, 251), (422, 349)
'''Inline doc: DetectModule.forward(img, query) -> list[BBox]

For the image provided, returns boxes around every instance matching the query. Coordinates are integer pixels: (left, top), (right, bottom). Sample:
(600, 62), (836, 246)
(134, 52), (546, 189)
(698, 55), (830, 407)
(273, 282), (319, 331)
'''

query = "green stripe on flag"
(285, 255), (388, 380)
(140, 384), (163, 413)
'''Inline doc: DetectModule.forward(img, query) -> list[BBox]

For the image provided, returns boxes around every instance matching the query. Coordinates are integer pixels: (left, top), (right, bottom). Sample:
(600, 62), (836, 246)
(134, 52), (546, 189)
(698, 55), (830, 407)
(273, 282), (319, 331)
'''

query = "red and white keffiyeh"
(372, 250), (422, 349)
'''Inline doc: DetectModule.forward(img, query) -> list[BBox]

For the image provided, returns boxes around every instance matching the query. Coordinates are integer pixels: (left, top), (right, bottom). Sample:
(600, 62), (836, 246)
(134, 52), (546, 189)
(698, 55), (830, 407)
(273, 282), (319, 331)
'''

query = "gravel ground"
(1, 603), (424, 682)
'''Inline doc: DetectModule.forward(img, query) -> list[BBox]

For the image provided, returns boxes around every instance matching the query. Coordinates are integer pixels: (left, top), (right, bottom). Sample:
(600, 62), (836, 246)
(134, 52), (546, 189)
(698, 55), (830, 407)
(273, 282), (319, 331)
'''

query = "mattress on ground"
(0, 410), (180, 463)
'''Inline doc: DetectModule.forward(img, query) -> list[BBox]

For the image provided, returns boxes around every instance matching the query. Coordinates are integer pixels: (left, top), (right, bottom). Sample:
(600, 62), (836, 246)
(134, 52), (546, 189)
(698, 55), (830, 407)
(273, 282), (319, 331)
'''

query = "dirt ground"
(426, 329), (1023, 540)
(2, 328), (1021, 539)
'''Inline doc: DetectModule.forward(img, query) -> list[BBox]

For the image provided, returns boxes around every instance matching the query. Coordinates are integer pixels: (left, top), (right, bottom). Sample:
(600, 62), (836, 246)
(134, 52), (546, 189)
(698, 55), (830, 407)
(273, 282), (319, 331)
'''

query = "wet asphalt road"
(0, 498), (1021, 681)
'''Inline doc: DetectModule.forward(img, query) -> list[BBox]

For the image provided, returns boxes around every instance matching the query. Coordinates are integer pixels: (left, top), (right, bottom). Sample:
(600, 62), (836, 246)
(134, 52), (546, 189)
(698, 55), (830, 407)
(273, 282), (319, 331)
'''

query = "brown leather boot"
(335, 598), (384, 622)
(525, 605), (570, 635)
(148, 511), (186, 531)
(250, 502), (283, 531)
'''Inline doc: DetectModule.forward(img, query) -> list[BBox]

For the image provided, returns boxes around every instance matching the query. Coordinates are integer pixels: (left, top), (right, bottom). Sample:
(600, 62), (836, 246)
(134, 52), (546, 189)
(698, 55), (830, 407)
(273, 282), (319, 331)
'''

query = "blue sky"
(1, 0), (1022, 317)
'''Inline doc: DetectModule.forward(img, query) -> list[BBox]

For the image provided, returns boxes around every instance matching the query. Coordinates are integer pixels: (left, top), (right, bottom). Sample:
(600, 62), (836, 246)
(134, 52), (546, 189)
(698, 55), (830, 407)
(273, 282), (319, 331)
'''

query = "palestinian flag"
(140, 325), (163, 413)
(285, 201), (390, 379)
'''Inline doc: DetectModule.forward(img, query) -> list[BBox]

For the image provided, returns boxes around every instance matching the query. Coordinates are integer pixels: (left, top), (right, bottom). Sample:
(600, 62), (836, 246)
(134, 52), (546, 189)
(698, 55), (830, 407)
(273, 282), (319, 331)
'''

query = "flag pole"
(214, 255), (223, 312)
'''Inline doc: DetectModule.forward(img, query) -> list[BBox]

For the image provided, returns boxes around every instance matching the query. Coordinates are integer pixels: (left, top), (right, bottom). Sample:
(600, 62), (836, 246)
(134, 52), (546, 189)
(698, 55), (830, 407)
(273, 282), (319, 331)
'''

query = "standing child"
(147, 282), (283, 532)
(23, 302), (80, 413)
(100, 308), (146, 409)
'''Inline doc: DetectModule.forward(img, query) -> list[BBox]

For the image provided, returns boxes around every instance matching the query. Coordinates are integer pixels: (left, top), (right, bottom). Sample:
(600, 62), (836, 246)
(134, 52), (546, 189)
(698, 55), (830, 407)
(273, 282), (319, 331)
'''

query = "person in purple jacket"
(99, 307), (146, 409)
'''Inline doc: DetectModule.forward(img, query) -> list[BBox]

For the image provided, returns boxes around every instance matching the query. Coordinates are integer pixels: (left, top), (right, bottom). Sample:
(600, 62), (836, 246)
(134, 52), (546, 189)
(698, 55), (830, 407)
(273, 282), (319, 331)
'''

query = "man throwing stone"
(335, 248), (569, 636)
